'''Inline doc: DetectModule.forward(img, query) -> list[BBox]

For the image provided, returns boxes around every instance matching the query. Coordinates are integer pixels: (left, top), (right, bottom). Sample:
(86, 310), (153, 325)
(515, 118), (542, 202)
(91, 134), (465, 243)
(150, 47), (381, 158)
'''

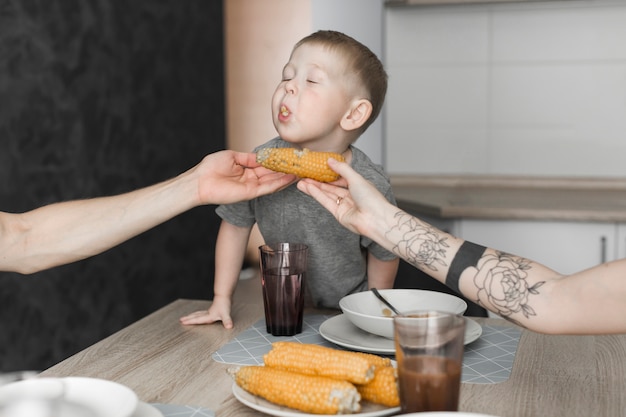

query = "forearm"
(362, 207), (463, 284)
(213, 222), (252, 298)
(366, 255), (399, 290)
(362, 207), (563, 329)
(1, 170), (200, 274)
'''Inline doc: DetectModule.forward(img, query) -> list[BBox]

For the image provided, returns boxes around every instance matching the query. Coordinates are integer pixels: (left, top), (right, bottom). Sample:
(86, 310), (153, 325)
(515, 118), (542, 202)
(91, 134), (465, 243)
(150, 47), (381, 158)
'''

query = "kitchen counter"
(390, 175), (626, 222)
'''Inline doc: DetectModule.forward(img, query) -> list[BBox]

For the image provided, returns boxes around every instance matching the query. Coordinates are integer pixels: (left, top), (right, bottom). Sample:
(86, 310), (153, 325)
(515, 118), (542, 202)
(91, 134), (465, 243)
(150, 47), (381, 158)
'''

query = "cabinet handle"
(600, 236), (607, 264)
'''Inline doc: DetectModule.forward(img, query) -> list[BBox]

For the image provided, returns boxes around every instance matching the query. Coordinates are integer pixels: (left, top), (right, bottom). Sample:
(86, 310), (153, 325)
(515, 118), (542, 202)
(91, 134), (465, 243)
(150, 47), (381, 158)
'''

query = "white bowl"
(339, 289), (467, 339)
(0, 377), (138, 417)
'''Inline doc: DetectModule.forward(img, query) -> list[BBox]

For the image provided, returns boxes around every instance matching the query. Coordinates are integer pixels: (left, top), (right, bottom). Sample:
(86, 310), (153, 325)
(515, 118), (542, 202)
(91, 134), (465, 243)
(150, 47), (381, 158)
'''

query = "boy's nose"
(285, 80), (296, 94)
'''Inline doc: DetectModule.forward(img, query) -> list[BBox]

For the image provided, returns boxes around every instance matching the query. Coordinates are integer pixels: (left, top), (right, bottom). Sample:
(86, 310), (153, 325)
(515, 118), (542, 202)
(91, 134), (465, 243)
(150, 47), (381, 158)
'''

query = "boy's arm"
(366, 254), (399, 290)
(179, 220), (252, 328)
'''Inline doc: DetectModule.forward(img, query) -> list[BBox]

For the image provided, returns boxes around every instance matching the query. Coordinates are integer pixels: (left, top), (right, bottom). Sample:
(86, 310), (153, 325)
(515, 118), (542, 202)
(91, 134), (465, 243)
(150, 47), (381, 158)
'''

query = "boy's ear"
(341, 99), (373, 131)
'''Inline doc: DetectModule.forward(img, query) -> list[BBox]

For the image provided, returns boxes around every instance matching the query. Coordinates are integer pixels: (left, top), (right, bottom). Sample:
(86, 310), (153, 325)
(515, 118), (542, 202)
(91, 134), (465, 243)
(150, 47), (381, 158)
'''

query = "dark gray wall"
(0, 0), (224, 371)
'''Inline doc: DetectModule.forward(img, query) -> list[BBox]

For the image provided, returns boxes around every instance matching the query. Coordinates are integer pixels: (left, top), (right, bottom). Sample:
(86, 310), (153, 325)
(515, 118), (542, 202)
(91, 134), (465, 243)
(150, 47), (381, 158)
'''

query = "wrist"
(360, 203), (398, 250)
(212, 293), (233, 305)
(169, 167), (202, 210)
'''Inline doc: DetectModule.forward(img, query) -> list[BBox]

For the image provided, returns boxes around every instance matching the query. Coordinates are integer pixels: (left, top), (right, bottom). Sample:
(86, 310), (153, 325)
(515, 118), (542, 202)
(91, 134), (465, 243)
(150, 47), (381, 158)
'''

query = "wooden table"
(42, 278), (626, 417)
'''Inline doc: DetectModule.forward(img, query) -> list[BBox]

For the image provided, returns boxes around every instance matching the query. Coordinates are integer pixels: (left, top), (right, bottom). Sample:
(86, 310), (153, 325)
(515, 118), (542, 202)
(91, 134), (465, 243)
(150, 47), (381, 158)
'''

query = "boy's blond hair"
(294, 30), (388, 136)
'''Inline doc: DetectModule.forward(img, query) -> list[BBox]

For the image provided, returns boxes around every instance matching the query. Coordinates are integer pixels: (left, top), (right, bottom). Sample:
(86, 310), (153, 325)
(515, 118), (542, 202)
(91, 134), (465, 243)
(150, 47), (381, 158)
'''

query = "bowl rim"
(339, 289), (468, 320)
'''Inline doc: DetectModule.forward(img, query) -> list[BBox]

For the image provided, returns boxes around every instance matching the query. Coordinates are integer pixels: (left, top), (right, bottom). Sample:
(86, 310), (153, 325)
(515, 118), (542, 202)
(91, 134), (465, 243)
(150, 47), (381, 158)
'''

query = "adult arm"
(297, 158), (626, 335)
(0, 150), (295, 274)
(366, 255), (399, 291)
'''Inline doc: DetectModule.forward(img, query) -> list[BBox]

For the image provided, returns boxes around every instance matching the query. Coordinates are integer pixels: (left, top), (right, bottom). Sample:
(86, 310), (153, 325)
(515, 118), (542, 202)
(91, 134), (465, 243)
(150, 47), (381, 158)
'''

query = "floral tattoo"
(388, 211), (544, 323)
(472, 251), (544, 320)
(388, 212), (449, 272)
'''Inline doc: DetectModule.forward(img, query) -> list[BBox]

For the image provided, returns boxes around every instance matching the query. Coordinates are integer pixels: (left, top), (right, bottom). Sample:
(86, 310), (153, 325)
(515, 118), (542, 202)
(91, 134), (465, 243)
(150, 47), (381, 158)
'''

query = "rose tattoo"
(389, 212), (449, 271)
(472, 251), (544, 319)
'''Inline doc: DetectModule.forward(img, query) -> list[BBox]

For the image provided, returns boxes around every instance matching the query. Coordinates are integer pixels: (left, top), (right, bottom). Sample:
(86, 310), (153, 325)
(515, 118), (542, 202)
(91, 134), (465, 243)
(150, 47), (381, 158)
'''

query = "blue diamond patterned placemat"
(151, 403), (214, 416)
(212, 314), (521, 384)
(461, 324), (522, 383)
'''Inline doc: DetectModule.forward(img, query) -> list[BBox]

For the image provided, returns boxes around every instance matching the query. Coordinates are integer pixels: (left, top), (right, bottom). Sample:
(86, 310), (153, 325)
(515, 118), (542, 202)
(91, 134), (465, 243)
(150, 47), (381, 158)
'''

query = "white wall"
(385, 0), (626, 177)
(312, 0), (386, 164)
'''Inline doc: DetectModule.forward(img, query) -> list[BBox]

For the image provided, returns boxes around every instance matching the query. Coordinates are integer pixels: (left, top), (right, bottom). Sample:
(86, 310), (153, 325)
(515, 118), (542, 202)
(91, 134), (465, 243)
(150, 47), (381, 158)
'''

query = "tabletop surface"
(42, 277), (626, 417)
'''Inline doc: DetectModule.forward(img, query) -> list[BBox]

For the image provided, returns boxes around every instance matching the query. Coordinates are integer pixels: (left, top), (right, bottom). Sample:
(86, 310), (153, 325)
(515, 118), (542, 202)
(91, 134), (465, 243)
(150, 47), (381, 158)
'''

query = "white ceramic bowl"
(0, 377), (138, 417)
(339, 289), (467, 339)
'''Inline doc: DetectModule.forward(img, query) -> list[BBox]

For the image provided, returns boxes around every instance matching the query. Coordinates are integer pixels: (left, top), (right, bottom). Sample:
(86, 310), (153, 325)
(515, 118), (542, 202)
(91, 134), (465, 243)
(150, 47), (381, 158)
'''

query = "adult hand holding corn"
(297, 157), (389, 239)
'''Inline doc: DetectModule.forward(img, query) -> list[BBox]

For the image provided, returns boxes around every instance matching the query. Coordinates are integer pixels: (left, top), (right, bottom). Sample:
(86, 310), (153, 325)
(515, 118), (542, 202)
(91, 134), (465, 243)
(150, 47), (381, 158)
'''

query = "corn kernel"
(256, 147), (344, 182)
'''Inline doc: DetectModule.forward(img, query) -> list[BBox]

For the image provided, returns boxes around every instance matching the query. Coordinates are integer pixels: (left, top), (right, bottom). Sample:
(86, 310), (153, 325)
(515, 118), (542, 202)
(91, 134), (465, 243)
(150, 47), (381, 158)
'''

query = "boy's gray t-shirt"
(216, 137), (397, 309)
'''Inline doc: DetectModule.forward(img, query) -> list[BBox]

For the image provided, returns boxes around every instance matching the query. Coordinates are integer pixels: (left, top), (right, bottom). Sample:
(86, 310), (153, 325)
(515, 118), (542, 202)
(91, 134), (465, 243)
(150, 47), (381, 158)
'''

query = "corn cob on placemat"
(212, 314), (521, 384)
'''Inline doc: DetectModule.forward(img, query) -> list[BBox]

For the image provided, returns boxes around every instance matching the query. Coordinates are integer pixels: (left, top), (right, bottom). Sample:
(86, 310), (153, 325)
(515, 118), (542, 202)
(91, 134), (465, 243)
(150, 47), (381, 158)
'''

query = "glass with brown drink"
(258, 243), (308, 336)
(393, 311), (466, 413)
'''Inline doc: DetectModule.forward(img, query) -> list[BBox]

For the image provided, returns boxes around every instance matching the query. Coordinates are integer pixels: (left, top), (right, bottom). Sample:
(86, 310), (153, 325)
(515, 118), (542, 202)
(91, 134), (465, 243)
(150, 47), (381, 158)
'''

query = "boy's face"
(271, 43), (358, 152)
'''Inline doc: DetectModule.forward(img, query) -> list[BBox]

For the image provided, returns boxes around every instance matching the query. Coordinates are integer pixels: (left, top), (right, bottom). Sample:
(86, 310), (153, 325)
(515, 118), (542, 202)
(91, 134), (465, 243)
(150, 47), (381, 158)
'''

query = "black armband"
(445, 241), (486, 294)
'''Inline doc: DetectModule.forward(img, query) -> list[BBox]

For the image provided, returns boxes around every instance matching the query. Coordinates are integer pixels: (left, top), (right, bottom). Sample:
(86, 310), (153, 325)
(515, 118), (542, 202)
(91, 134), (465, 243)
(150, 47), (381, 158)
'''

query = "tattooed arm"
(298, 158), (626, 335)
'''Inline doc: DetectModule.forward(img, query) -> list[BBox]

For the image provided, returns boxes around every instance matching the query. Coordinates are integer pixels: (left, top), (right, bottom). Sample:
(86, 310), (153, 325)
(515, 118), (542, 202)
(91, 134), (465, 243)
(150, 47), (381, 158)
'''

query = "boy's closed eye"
(281, 66), (295, 81)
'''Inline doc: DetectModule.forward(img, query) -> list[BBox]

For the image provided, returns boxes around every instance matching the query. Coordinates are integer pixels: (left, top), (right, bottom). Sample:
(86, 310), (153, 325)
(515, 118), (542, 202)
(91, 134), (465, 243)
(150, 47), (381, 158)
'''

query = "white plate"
(232, 383), (400, 417)
(0, 377), (138, 417)
(134, 403), (163, 417)
(319, 314), (482, 354)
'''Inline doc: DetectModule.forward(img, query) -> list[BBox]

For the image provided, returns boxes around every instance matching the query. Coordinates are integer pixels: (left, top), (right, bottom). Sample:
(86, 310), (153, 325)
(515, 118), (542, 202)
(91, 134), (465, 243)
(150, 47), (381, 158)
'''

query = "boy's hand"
(179, 295), (233, 329)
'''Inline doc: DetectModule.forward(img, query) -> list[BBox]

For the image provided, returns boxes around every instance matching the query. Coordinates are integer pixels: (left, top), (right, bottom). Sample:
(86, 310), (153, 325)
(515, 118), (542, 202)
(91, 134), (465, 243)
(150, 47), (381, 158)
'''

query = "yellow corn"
(356, 365), (400, 407)
(232, 365), (361, 414)
(256, 147), (345, 182)
(353, 351), (393, 369)
(263, 342), (375, 384)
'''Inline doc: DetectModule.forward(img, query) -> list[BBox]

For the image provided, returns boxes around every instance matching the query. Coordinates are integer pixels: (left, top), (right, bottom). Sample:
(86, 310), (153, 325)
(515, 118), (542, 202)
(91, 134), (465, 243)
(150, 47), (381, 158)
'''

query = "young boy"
(180, 30), (399, 329)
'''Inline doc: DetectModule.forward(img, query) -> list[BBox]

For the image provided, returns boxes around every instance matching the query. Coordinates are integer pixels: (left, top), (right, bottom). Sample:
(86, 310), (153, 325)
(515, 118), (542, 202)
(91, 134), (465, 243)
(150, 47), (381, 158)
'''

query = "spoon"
(371, 288), (401, 316)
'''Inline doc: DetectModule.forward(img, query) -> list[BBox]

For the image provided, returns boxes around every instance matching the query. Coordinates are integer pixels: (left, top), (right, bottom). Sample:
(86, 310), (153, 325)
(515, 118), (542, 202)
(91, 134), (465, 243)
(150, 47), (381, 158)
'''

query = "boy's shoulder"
(349, 146), (390, 183)
(350, 146), (396, 204)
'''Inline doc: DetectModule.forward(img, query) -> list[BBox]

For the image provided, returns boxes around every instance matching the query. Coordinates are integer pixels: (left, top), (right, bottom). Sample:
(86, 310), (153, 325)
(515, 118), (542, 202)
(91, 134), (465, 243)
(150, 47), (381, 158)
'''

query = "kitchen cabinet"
(616, 223), (626, 261)
(456, 219), (620, 275)
(386, 0), (542, 5)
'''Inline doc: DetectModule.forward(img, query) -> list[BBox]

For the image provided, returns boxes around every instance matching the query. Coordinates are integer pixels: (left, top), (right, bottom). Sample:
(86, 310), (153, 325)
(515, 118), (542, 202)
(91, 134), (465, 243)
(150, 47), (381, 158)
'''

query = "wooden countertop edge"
(396, 199), (626, 222)
(391, 175), (626, 222)
(390, 174), (626, 190)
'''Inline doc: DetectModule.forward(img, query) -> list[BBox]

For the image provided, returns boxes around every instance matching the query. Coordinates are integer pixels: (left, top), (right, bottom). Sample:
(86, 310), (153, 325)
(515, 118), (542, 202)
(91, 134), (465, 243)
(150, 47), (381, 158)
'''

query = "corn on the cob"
(263, 342), (375, 384)
(353, 351), (393, 369)
(232, 365), (361, 414)
(256, 147), (345, 182)
(356, 365), (399, 407)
